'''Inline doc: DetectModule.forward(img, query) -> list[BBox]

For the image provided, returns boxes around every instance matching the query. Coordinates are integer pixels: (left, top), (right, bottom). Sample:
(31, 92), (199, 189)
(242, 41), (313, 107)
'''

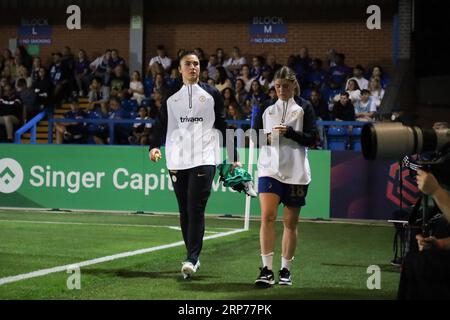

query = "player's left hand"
(230, 161), (242, 174)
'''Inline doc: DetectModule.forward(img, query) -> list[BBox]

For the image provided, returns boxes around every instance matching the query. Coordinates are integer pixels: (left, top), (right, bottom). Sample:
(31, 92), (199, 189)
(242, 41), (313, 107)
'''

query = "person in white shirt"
(254, 66), (318, 287)
(148, 45), (172, 72)
(334, 79), (361, 104)
(223, 46), (247, 77)
(354, 89), (377, 121)
(128, 71), (145, 106)
(346, 65), (369, 90)
(368, 77), (385, 108)
(149, 51), (240, 280)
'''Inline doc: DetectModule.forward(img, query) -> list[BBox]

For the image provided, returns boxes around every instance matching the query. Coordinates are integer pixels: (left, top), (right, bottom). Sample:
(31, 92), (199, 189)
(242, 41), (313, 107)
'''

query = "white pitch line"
(0, 228), (246, 286)
(0, 219), (236, 233)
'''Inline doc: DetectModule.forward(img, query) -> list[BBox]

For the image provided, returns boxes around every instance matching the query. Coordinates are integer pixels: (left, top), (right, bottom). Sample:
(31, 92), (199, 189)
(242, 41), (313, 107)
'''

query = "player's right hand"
(149, 148), (162, 162)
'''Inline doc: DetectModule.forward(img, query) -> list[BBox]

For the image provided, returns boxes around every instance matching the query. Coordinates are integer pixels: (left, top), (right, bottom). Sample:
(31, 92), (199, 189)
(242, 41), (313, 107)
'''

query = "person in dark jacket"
(0, 84), (22, 142)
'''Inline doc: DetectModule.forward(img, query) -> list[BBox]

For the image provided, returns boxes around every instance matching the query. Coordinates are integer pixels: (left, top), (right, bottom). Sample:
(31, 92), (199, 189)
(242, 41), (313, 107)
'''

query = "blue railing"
(17, 112), (370, 150)
(45, 118), (370, 149)
(14, 110), (48, 144)
(48, 118), (156, 144)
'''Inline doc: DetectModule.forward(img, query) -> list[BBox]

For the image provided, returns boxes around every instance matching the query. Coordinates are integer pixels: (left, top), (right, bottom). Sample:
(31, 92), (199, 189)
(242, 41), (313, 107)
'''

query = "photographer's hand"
(416, 170), (440, 196)
(416, 234), (437, 251)
(416, 170), (450, 222)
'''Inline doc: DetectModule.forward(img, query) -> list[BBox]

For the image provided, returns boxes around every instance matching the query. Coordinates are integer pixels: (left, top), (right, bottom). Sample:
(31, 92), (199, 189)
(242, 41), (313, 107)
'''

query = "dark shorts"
(258, 176), (309, 208)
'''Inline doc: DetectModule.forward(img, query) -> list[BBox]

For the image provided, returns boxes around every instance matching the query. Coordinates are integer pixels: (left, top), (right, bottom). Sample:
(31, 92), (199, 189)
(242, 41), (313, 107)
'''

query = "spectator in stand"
(296, 46), (312, 73)
(61, 46), (76, 75)
(31, 57), (42, 82)
(307, 59), (327, 90)
(15, 45), (32, 70)
(33, 67), (53, 110)
(147, 61), (165, 81)
(49, 52), (71, 105)
(215, 48), (226, 66)
(85, 95), (107, 145)
(215, 66), (233, 93)
(244, 80), (267, 119)
(200, 69), (209, 83)
(2, 49), (14, 68)
(107, 49), (127, 84)
(88, 76), (110, 116)
(55, 97), (86, 144)
(325, 48), (338, 68)
(150, 72), (168, 100)
(223, 46), (246, 77)
(194, 48), (208, 70)
(309, 89), (330, 147)
(89, 49), (112, 83)
(368, 65), (389, 89)
(107, 96), (131, 145)
(250, 55), (265, 79)
(266, 54), (282, 73)
(346, 65), (369, 90)
(368, 76), (385, 108)
(222, 87), (239, 110)
(110, 49), (126, 70)
(9, 55), (21, 82)
(267, 86), (277, 100)
(128, 70), (146, 106)
(149, 45), (172, 73)
(309, 89), (331, 121)
(74, 49), (90, 97)
(62, 46), (76, 95)
(334, 79), (361, 104)
(234, 78), (248, 108)
(166, 67), (181, 91)
(322, 80), (344, 111)
(15, 65), (32, 89)
(258, 67), (275, 93)
(170, 48), (186, 70)
(149, 88), (164, 119)
(354, 89), (376, 121)
(345, 78), (361, 103)
(294, 46), (312, 87)
(207, 54), (219, 82)
(0, 84), (22, 142)
(237, 64), (256, 92)
(332, 92), (355, 121)
(226, 102), (243, 129)
(108, 65), (130, 99)
(0, 77), (9, 97)
(207, 78), (216, 87)
(16, 78), (37, 123)
(129, 106), (152, 146)
(328, 53), (353, 88)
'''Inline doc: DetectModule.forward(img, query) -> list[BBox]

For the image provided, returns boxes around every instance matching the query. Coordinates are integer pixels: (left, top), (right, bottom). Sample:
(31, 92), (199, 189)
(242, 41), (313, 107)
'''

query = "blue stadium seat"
(141, 98), (152, 108)
(327, 127), (348, 150)
(144, 78), (153, 97)
(351, 127), (362, 151)
(122, 99), (138, 112)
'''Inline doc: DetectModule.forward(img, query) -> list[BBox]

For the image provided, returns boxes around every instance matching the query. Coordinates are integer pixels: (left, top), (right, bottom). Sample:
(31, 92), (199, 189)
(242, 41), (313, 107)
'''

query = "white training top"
(165, 84), (221, 170)
(257, 98), (311, 185)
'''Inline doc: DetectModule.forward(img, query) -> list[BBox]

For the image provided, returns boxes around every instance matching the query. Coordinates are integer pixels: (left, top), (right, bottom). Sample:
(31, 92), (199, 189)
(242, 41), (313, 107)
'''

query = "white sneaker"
(181, 260), (200, 279)
(243, 181), (257, 197)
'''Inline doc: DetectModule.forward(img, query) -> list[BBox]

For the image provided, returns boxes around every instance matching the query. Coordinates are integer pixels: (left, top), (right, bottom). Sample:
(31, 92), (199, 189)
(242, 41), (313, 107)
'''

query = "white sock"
(281, 256), (294, 270)
(261, 252), (274, 270)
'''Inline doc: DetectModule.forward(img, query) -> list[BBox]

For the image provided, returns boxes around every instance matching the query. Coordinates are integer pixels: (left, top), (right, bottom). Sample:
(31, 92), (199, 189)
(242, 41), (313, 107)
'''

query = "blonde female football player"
(254, 66), (318, 286)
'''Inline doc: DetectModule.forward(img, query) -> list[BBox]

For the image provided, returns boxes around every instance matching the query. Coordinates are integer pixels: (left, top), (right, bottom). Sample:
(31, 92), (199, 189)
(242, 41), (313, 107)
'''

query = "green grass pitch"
(0, 210), (400, 299)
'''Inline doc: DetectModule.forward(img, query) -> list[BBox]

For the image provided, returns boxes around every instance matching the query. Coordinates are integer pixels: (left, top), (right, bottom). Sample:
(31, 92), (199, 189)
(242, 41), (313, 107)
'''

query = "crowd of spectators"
(0, 44), (390, 145)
